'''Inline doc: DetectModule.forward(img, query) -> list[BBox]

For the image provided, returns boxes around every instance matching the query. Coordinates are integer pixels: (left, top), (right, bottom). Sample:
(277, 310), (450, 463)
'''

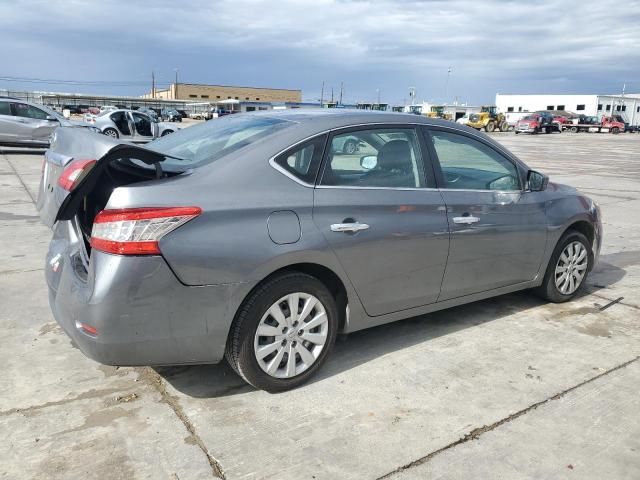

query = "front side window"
(274, 135), (326, 184)
(429, 131), (520, 191)
(12, 103), (48, 120)
(320, 128), (425, 188)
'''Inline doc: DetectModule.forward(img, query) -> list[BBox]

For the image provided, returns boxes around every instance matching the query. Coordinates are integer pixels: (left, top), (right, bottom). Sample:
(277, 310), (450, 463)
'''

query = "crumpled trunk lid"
(36, 126), (167, 229)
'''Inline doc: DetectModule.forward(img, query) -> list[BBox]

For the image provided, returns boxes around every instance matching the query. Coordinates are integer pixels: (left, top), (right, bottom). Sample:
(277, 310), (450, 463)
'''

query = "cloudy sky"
(1, 0), (639, 105)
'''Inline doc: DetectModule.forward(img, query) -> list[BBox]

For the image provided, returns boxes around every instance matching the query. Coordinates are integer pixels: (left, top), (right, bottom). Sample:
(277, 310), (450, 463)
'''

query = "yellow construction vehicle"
(466, 106), (509, 132)
(425, 106), (452, 121)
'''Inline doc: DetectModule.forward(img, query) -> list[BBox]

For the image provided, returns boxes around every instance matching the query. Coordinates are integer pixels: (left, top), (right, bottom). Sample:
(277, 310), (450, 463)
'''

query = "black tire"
(485, 122), (496, 132)
(103, 128), (119, 139)
(342, 139), (358, 155)
(514, 130), (520, 135)
(535, 230), (593, 303)
(570, 126), (578, 133)
(225, 272), (338, 392)
(611, 127), (620, 135)
(161, 130), (173, 136)
(545, 126), (551, 134)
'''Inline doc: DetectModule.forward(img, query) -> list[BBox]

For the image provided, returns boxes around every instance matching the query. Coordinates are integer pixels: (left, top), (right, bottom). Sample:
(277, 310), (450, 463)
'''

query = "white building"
(495, 93), (640, 126)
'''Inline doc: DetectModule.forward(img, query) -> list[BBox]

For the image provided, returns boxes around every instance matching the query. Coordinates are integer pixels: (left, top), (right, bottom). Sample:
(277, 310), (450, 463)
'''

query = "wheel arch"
(236, 262), (351, 333)
(563, 219), (595, 246)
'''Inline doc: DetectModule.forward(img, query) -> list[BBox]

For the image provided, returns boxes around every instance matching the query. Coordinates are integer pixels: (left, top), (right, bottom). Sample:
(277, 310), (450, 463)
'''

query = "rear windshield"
(147, 115), (292, 168)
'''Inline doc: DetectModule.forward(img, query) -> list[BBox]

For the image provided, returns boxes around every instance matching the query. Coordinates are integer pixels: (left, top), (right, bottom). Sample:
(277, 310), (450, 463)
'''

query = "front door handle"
(330, 222), (370, 233)
(453, 216), (480, 225)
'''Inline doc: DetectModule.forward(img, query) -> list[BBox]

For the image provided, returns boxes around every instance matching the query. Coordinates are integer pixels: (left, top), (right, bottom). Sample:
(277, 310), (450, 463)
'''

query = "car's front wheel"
(226, 272), (338, 392)
(536, 230), (593, 302)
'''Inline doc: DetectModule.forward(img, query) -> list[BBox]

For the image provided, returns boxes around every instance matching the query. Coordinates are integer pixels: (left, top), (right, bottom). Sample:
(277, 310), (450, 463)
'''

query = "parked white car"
(87, 109), (179, 143)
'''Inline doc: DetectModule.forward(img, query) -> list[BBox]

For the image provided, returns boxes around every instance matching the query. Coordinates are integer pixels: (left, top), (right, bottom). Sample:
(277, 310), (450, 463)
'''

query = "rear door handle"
(453, 216), (480, 225)
(331, 222), (370, 233)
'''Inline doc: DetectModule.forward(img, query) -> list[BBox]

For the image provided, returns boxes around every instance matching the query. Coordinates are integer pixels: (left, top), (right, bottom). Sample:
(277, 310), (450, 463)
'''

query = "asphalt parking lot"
(1, 132), (639, 480)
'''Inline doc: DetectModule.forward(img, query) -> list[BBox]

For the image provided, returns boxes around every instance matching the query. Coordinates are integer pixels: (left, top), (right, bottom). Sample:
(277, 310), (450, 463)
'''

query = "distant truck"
(515, 112), (562, 134)
(565, 115), (624, 134)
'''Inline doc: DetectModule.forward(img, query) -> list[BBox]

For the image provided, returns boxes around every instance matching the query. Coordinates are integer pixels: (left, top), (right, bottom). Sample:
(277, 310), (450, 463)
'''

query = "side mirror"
(46, 115), (57, 122)
(527, 170), (548, 191)
(360, 155), (377, 170)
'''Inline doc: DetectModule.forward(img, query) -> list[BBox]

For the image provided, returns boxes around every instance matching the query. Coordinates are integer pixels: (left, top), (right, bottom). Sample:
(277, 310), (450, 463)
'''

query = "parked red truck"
(565, 115), (624, 134)
(515, 112), (562, 134)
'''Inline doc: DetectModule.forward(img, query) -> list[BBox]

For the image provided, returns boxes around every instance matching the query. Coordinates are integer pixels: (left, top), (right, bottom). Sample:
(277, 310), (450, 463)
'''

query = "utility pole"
(331, 87), (334, 104)
(339, 82), (344, 105)
(151, 71), (155, 99)
(320, 81), (324, 106)
(174, 68), (179, 99)
(444, 66), (452, 103)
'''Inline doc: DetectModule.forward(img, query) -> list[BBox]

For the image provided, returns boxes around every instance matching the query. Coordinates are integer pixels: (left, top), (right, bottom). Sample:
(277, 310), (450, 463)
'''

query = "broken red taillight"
(57, 159), (96, 191)
(90, 207), (202, 255)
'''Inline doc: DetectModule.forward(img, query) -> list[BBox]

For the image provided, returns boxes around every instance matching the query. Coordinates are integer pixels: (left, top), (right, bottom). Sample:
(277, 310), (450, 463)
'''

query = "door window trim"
(318, 124), (436, 190)
(422, 125), (527, 192)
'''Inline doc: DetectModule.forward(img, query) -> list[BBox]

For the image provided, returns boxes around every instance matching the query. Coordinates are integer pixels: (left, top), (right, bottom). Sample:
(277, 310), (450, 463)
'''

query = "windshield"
(147, 114), (292, 168)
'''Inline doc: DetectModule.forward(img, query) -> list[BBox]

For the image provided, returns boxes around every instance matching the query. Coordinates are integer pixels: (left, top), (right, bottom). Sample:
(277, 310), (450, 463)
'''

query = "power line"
(0, 75), (173, 87)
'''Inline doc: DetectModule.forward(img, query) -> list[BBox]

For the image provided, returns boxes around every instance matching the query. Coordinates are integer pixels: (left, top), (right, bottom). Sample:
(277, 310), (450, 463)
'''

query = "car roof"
(240, 108), (467, 132)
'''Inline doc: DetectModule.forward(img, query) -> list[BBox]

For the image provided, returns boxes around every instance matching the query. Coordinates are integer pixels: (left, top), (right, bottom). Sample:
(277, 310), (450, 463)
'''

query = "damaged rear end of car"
(37, 127), (240, 366)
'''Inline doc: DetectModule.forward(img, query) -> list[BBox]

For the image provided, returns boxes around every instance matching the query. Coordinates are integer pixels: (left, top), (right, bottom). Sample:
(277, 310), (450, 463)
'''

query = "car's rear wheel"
(226, 272), (338, 392)
(535, 230), (593, 302)
(611, 127), (620, 134)
(161, 130), (173, 136)
(103, 128), (119, 139)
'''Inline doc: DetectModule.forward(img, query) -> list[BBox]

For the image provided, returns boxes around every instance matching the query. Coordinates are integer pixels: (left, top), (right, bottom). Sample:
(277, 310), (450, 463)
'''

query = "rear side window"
(147, 115), (292, 168)
(0, 102), (10, 115)
(273, 135), (326, 184)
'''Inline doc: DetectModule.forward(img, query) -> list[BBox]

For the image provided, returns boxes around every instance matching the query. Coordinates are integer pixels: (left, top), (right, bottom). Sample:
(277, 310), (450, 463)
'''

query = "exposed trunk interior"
(74, 158), (181, 260)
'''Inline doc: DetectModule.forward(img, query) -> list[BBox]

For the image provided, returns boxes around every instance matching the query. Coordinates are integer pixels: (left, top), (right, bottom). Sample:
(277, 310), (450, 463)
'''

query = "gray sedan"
(88, 109), (179, 143)
(37, 110), (601, 392)
(0, 97), (80, 146)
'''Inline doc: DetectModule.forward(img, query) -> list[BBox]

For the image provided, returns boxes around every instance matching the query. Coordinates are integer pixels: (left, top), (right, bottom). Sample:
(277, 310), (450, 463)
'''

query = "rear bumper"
(46, 221), (250, 366)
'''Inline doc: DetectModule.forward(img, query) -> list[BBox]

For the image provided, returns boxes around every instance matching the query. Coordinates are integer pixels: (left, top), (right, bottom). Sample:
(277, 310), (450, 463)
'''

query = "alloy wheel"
(555, 241), (588, 295)
(253, 293), (329, 378)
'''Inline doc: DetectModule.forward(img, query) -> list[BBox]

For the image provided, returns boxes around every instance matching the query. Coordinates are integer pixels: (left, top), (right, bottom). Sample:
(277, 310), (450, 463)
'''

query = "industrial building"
(145, 82), (302, 103)
(495, 93), (640, 125)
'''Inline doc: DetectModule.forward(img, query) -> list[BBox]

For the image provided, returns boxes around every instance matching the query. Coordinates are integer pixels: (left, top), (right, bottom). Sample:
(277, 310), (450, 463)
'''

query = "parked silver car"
(0, 97), (79, 146)
(88, 109), (179, 143)
(37, 110), (602, 392)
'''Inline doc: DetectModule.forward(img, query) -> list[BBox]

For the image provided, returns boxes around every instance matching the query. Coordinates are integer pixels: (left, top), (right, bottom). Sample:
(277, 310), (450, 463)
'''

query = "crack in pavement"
(0, 386), (136, 417)
(136, 367), (227, 479)
(376, 355), (640, 479)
